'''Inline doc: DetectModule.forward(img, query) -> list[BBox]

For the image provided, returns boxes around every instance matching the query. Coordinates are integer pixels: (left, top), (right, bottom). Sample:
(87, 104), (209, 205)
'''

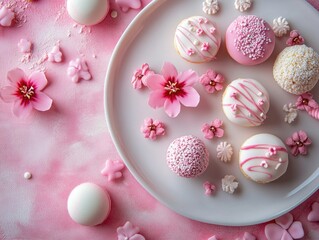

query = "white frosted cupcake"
(222, 78), (270, 127)
(174, 16), (221, 63)
(239, 133), (289, 183)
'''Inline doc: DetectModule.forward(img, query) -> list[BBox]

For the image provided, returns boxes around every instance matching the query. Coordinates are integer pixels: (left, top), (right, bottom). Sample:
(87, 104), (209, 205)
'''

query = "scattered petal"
(101, 159), (125, 181)
(67, 58), (92, 83)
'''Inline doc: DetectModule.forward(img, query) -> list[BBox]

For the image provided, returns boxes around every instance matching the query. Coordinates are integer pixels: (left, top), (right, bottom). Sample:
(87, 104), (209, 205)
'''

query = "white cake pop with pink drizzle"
(239, 133), (289, 183)
(222, 78), (270, 127)
(166, 135), (209, 178)
(174, 16), (221, 63)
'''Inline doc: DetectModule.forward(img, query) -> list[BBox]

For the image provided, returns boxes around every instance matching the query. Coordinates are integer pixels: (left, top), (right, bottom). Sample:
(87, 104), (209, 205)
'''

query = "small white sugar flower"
(216, 142), (233, 162)
(273, 17), (290, 37)
(234, 0), (253, 12)
(283, 103), (298, 124)
(222, 175), (239, 194)
(203, 0), (219, 15)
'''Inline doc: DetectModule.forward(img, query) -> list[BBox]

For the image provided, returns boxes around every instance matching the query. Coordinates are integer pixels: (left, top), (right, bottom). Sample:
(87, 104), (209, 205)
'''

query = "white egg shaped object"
(67, 182), (111, 226)
(67, 0), (110, 26)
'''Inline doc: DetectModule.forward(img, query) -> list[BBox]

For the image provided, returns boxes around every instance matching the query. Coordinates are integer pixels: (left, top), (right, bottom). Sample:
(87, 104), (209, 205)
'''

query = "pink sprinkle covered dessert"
(166, 135), (209, 178)
(239, 133), (289, 183)
(222, 78), (270, 127)
(225, 15), (275, 65)
(174, 16), (221, 63)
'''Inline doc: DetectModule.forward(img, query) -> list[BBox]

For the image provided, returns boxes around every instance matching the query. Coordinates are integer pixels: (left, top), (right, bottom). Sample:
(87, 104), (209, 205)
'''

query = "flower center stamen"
(210, 80), (216, 86)
(296, 141), (304, 147)
(164, 81), (180, 95)
(210, 126), (216, 132)
(302, 99), (309, 105)
(149, 124), (156, 131)
(19, 85), (35, 99)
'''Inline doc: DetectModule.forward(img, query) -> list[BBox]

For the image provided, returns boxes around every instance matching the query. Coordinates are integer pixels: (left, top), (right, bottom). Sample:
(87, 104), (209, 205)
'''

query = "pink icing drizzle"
(223, 79), (268, 126)
(240, 144), (288, 179)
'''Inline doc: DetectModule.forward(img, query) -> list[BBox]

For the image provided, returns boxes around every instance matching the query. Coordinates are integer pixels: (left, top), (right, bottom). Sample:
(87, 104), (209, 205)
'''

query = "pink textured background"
(0, 0), (319, 239)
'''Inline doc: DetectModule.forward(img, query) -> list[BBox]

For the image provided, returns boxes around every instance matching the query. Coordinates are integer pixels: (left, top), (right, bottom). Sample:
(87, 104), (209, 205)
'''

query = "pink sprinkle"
(230, 92), (238, 98)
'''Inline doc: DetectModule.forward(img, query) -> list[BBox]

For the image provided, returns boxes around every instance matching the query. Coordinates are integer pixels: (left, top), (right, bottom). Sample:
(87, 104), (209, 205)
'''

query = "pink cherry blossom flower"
(295, 92), (318, 112)
(286, 130), (312, 156)
(140, 118), (165, 140)
(0, 68), (52, 118)
(201, 119), (224, 139)
(131, 63), (154, 89)
(67, 58), (92, 83)
(286, 30), (305, 46)
(144, 62), (200, 118)
(0, 6), (15, 27)
(117, 221), (145, 240)
(199, 69), (224, 93)
(265, 213), (304, 240)
(48, 45), (63, 63)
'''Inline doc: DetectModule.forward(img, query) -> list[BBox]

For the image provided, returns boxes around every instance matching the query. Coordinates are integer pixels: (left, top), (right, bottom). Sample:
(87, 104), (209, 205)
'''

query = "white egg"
(67, 182), (111, 226)
(67, 0), (110, 26)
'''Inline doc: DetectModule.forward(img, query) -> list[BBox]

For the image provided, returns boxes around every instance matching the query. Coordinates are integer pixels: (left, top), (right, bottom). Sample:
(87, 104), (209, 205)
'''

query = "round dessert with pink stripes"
(174, 16), (221, 63)
(226, 15), (275, 65)
(239, 133), (289, 183)
(166, 135), (209, 178)
(222, 78), (270, 127)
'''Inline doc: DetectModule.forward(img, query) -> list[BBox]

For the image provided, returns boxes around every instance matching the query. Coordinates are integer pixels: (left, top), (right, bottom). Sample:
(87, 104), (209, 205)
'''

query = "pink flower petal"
(292, 132), (300, 142)
(177, 69), (198, 86)
(28, 71), (48, 90)
(265, 223), (285, 240)
(7, 68), (27, 86)
(0, 86), (16, 102)
(144, 74), (165, 90)
(291, 145), (299, 156)
(288, 221), (304, 239)
(164, 99), (181, 118)
(308, 202), (319, 222)
(130, 234), (146, 240)
(161, 62), (178, 80)
(12, 100), (33, 118)
(31, 92), (52, 111)
(285, 137), (295, 146)
(215, 128), (224, 138)
(243, 232), (256, 240)
(213, 119), (223, 128)
(148, 90), (165, 109)
(281, 231), (293, 240)
(297, 130), (307, 142)
(177, 86), (200, 107)
(298, 145), (307, 155)
(275, 213), (293, 229)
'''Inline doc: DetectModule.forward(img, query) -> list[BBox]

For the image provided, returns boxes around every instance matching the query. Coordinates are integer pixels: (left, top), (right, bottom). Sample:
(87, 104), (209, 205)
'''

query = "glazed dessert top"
(239, 134), (289, 183)
(222, 78), (270, 127)
(174, 16), (221, 63)
(226, 15), (275, 65)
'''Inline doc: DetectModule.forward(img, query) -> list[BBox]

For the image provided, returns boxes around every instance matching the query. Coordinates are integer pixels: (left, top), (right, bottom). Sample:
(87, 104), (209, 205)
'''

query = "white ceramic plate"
(105, 0), (319, 226)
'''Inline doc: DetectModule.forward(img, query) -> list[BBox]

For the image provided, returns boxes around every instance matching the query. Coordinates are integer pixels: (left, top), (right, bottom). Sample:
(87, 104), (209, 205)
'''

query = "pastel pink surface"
(225, 15), (275, 65)
(0, 0), (319, 239)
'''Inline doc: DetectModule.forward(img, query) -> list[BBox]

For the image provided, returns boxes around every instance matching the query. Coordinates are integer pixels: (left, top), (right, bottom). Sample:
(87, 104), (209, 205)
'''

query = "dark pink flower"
(265, 213), (304, 240)
(286, 130), (312, 156)
(0, 68), (52, 118)
(295, 92), (318, 112)
(144, 62), (200, 118)
(286, 30), (305, 46)
(131, 63), (154, 89)
(140, 118), (165, 140)
(117, 221), (145, 240)
(202, 119), (224, 139)
(203, 181), (216, 195)
(199, 69), (224, 93)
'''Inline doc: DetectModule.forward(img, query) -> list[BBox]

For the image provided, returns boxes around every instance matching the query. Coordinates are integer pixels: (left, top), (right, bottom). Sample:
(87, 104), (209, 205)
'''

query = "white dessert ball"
(67, 182), (111, 226)
(67, 0), (110, 26)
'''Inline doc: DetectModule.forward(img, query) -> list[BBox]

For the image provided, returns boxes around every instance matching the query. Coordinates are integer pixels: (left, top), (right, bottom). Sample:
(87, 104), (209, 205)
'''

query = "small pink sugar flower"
(199, 69), (224, 93)
(140, 118), (165, 140)
(144, 62), (200, 118)
(67, 58), (92, 83)
(201, 42), (210, 51)
(131, 63), (154, 89)
(286, 130), (312, 156)
(203, 181), (216, 195)
(286, 30), (305, 46)
(295, 92), (318, 112)
(202, 119), (224, 139)
(269, 147), (277, 156)
(265, 213), (304, 240)
(0, 68), (52, 118)
(117, 221), (145, 240)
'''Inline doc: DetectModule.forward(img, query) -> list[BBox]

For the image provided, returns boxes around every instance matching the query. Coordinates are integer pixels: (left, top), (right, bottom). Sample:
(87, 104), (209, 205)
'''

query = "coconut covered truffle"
(166, 135), (209, 178)
(273, 45), (319, 95)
